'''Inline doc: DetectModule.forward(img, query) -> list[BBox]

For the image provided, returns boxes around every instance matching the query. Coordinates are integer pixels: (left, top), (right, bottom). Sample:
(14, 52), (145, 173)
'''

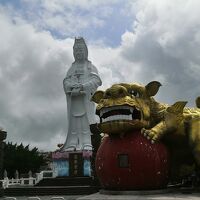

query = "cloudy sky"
(0, 0), (200, 151)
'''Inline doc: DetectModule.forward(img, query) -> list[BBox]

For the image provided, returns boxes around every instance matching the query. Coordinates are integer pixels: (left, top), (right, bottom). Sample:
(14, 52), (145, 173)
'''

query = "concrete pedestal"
(52, 151), (92, 177)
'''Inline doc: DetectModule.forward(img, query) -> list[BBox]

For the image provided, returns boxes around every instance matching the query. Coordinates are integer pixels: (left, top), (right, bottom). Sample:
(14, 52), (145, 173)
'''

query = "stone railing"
(0, 170), (55, 189)
(0, 177), (36, 188)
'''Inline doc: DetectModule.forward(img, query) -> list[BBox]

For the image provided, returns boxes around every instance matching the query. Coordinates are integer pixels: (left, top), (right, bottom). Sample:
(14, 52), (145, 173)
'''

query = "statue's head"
(73, 37), (88, 62)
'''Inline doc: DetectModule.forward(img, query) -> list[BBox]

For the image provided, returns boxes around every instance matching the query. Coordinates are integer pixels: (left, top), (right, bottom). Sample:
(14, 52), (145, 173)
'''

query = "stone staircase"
(35, 177), (94, 187)
(4, 177), (100, 196)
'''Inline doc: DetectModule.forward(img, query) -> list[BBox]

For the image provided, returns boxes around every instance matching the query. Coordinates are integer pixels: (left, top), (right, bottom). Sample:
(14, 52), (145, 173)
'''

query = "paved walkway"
(1, 192), (200, 200)
(0, 196), (80, 200)
(78, 192), (200, 200)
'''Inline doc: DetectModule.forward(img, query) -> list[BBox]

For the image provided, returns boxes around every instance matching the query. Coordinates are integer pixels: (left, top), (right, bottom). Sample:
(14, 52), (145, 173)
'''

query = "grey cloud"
(0, 12), (73, 150)
(120, 0), (200, 106)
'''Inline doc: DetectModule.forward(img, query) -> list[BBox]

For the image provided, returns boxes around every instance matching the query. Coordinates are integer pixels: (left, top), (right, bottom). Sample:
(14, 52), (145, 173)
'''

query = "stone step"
(4, 185), (99, 196)
(35, 177), (95, 187)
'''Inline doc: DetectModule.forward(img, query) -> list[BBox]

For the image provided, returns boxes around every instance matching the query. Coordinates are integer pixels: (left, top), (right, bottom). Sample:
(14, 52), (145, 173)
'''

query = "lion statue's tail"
(196, 96), (200, 108)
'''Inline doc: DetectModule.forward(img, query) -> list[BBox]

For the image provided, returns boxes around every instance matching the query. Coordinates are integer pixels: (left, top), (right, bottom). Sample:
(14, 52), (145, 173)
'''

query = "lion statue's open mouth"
(97, 104), (145, 134)
(99, 105), (141, 123)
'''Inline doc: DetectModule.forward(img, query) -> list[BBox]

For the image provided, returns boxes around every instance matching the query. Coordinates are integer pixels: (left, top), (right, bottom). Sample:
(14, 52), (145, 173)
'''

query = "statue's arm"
(82, 64), (102, 91)
(82, 72), (102, 92)
(63, 64), (80, 94)
(63, 76), (73, 93)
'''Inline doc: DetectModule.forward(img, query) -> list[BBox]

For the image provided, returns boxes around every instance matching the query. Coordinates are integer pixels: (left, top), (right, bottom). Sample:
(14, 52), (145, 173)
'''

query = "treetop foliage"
(3, 142), (47, 178)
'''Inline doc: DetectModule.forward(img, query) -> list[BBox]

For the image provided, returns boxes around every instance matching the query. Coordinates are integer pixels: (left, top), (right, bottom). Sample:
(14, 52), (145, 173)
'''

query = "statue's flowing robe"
(62, 60), (101, 151)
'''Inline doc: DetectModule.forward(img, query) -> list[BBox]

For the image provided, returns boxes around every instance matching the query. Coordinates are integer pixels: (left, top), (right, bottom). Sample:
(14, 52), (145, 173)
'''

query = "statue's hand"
(72, 83), (79, 88)
(71, 87), (81, 96)
(72, 83), (83, 90)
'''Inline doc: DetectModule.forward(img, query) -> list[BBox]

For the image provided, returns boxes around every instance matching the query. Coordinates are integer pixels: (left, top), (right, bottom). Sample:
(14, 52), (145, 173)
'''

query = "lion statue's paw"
(141, 128), (159, 144)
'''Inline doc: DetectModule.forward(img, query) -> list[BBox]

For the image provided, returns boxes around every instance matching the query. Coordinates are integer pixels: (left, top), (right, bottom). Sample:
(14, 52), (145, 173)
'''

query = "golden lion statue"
(91, 81), (200, 181)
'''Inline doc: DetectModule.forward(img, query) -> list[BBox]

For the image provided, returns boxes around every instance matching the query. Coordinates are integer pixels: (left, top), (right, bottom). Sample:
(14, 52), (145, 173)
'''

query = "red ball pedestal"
(95, 131), (169, 190)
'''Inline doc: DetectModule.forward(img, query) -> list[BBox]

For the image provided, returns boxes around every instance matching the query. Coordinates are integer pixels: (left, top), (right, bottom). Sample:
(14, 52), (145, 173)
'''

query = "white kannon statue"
(62, 38), (102, 151)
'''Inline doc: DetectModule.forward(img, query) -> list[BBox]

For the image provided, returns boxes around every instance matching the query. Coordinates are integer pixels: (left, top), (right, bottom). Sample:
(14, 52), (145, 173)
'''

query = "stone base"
(52, 151), (92, 177)
(53, 159), (69, 177)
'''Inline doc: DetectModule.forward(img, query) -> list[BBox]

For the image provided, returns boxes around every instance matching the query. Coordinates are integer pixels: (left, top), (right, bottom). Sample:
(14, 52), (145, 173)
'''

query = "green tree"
(3, 142), (47, 178)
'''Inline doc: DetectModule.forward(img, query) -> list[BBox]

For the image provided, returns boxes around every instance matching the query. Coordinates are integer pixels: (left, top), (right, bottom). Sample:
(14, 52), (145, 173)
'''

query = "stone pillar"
(0, 130), (7, 196)
(0, 130), (7, 179)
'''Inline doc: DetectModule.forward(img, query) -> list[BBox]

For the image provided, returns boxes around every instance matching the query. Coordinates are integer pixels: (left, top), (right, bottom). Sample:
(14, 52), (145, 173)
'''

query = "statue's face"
(73, 44), (86, 61)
